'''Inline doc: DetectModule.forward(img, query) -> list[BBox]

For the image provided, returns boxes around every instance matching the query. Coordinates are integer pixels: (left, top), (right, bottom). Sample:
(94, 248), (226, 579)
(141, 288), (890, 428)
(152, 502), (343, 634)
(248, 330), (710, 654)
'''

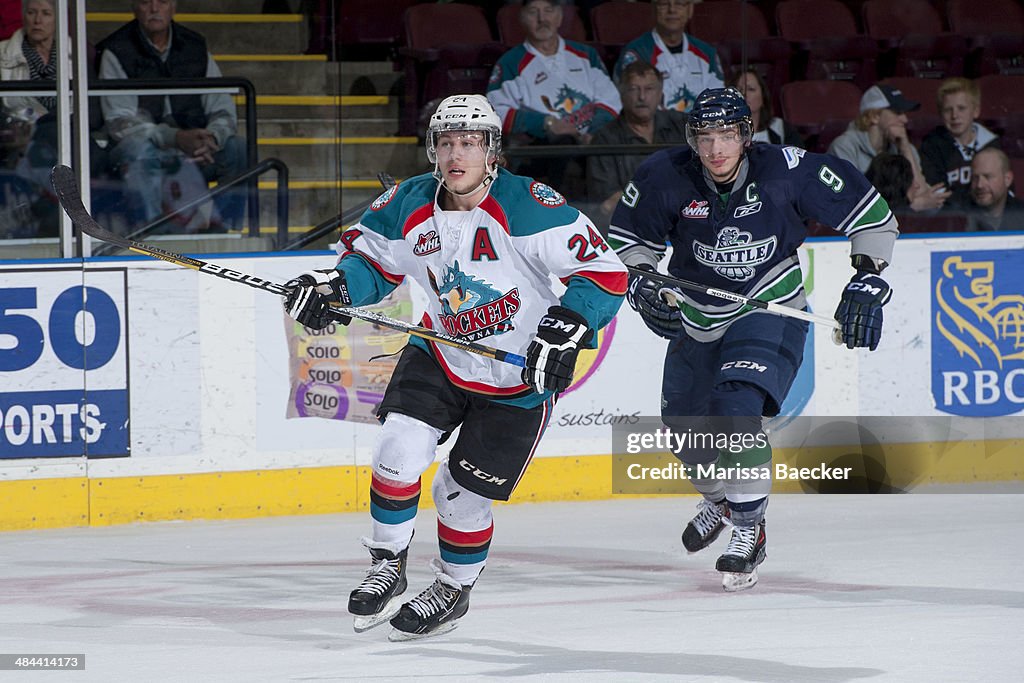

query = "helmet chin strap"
(434, 160), (499, 199)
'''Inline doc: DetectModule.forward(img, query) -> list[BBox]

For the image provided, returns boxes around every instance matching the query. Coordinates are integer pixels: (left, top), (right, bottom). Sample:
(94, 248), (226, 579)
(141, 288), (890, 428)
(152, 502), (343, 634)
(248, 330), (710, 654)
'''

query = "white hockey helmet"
(425, 94), (503, 165)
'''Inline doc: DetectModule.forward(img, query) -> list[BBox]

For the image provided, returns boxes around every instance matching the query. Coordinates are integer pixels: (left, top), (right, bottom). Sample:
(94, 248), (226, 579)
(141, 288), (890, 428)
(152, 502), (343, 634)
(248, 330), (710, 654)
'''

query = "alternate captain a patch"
(530, 181), (565, 207)
(371, 185), (398, 211)
(431, 261), (521, 341)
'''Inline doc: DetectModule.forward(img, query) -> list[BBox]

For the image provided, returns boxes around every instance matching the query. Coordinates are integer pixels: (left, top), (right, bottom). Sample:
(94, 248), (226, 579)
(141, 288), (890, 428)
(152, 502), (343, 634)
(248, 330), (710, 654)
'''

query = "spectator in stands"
(587, 60), (686, 227)
(98, 0), (246, 232)
(968, 147), (1024, 231)
(730, 68), (802, 147)
(488, 0), (620, 194)
(921, 77), (999, 211)
(614, 0), (723, 113)
(865, 153), (913, 211)
(829, 84), (949, 212)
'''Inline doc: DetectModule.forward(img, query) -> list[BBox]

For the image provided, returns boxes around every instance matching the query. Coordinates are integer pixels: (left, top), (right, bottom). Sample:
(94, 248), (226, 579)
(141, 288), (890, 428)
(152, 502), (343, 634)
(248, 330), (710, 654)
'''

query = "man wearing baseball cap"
(830, 84), (949, 211)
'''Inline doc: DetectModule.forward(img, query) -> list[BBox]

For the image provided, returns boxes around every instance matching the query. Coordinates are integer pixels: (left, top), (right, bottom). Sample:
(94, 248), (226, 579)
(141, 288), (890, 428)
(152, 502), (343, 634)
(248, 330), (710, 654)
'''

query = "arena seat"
(336, 0), (416, 60)
(977, 74), (1024, 147)
(780, 79), (862, 153)
(947, 0), (1024, 77)
(861, 0), (967, 79)
(398, 3), (505, 136)
(776, 0), (879, 89)
(894, 212), (969, 234)
(588, 2), (654, 50)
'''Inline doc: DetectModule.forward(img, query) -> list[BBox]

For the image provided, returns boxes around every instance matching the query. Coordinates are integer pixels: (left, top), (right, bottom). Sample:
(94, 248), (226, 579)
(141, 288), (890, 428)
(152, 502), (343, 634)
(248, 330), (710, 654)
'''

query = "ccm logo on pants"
(721, 360), (768, 372)
(459, 459), (508, 486)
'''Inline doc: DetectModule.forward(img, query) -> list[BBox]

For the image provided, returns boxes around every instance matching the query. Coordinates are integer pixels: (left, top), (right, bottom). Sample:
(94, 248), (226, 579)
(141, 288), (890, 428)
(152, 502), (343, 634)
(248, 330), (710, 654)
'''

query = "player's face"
(971, 153), (1011, 208)
(695, 126), (745, 182)
(654, 0), (695, 35)
(940, 92), (980, 139)
(735, 73), (763, 117)
(435, 132), (490, 194)
(521, 1), (562, 44)
(622, 73), (663, 122)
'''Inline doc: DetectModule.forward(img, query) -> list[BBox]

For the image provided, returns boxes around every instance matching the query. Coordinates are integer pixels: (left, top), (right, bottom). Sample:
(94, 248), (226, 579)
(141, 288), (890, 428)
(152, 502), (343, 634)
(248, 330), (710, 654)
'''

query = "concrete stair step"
(219, 61), (340, 95)
(254, 118), (397, 138)
(339, 62), (402, 97)
(86, 13), (306, 55)
(239, 95), (398, 121)
(258, 138), (423, 179)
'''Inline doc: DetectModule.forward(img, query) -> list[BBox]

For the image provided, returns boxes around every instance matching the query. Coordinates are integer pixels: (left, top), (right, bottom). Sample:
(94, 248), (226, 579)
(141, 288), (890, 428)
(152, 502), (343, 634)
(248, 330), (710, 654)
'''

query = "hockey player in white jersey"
(283, 95), (626, 640)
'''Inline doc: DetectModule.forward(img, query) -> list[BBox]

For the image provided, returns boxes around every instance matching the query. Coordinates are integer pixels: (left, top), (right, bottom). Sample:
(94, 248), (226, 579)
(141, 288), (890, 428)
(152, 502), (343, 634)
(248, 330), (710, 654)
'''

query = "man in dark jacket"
(97, 0), (245, 231)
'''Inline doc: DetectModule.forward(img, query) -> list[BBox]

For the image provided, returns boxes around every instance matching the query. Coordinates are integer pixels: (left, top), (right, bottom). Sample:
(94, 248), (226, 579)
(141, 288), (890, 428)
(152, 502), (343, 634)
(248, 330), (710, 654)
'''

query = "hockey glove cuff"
(834, 272), (892, 350)
(522, 306), (594, 394)
(284, 269), (352, 330)
(626, 264), (682, 339)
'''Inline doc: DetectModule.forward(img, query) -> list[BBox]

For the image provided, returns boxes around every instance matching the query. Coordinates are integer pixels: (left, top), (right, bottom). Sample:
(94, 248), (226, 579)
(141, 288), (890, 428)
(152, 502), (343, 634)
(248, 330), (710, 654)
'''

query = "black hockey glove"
(283, 269), (352, 330)
(626, 264), (681, 339)
(522, 306), (594, 394)
(834, 272), (892, 350)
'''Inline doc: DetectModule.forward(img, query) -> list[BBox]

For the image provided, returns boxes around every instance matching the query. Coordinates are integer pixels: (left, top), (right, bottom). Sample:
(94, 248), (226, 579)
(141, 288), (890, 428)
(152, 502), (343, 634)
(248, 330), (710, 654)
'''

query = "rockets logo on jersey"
(932, 250), (1024, 416)
(530, 181), (566, 207)
(371, 185), (397, 211)
(682, 200), (710, 219)
(413, 229), (441, 257)
(693, 227), (778, 282)
(433, 261), (521, 341)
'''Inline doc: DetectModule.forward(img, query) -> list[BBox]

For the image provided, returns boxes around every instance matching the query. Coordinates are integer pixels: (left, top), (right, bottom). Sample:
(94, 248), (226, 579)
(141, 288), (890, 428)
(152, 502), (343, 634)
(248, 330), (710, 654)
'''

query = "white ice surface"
(0, 492), (1022, 682)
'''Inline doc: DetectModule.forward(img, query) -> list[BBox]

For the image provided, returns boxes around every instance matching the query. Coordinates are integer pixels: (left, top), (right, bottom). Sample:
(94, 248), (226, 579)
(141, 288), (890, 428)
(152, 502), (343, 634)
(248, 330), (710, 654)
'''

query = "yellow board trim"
(87, 13), (303, 22)
(0, 477), (89, 531)
(0, 440), (1020, 531)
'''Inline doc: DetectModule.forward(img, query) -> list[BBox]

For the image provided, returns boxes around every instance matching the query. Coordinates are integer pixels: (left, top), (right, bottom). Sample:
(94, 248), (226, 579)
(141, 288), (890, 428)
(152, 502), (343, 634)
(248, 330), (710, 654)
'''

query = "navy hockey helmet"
(685, 87), (754, 152)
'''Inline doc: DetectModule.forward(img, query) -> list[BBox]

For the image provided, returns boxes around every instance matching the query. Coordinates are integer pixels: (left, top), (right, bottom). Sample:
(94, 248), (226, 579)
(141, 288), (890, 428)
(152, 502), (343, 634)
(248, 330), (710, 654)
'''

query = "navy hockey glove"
(283, 269), (352, 330)
(834, 272), (892, 350)
(626, 264), (681, 339)
(522, 306), (594, 394)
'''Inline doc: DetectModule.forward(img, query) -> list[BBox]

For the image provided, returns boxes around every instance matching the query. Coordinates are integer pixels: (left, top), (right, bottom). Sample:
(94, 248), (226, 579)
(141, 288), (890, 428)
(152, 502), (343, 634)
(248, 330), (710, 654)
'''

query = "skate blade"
(721, 568), (759, 592)
(352, 596), (403, 633)
(387, 620), (460, 642)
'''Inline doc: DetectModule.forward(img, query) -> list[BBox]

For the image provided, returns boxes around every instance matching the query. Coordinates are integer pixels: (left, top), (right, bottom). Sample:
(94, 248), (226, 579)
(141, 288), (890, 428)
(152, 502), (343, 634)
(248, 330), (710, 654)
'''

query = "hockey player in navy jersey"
(609, 87), (898, 591)
(283, 94), (627, 638)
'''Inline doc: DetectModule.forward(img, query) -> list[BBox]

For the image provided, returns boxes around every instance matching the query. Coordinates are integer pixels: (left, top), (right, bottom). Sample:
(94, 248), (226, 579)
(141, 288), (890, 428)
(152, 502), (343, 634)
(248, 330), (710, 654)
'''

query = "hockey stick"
(626, 265), (843, 343)
(51, 165), (526, 368)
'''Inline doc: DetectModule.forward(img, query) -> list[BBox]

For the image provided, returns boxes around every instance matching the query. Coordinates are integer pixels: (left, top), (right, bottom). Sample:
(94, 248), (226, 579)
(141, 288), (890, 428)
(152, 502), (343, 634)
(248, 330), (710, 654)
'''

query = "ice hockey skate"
(715, 521), (766, 592)
(388, 560), (472, 641)
(681, 497), (730, 552)
(348, 539), (408, 632)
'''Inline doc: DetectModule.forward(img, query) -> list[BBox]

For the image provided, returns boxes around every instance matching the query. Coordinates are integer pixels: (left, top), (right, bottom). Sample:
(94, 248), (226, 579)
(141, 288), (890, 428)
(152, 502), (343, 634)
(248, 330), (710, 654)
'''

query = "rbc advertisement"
(0, 268), (129, 458)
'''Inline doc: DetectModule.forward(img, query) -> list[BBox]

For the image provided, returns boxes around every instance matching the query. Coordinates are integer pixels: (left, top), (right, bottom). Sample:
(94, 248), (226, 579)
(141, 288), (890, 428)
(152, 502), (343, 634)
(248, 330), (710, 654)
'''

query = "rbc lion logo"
(530, 181), (565, 207)
(932, 251), (1024, 416)
(370, 185), (397, 211)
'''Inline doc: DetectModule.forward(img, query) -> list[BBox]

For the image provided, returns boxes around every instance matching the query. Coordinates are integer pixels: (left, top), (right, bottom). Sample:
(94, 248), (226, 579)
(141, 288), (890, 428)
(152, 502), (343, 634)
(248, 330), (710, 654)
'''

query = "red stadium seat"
(776, 0), (879, 88)
(589, 2), (654, 49)
(398, 4), (505, 136)
(947, 0), (1024, 77)
(690, 1), (792, 112)
(976, 74), (1024, 149)
(780, 80), (862, 153)
(496, 4), (587, 47)
(336, 0), (417, 60)
(879, 77), (943, 146)
(861, 0), (966, 79)
(893, 212), (969, 234)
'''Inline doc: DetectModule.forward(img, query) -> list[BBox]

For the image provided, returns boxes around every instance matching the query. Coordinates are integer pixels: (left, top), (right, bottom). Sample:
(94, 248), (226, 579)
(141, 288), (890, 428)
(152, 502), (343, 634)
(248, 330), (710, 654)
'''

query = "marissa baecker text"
(557, 410), (642, 427)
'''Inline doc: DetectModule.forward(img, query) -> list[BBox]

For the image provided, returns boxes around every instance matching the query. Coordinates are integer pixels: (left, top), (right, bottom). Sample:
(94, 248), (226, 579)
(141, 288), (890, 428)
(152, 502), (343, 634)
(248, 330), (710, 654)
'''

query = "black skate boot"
(388, 560), (472, 641)
(348, 539), (408, 633)
(681, 497), (730, 552)
(715, 521), (766, 592)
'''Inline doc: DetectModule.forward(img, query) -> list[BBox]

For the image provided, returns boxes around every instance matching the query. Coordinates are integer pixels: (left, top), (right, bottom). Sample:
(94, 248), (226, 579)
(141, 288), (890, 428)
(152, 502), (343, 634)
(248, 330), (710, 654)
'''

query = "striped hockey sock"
(436, 518), (493, 586)
(369, 474), (421, 548)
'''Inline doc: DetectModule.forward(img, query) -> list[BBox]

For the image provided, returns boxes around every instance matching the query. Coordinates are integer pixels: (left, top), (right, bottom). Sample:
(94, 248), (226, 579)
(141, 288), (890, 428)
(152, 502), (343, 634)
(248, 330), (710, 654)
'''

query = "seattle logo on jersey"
(682, 200), (710, 219)
(413, 229), (441, 256)
(531, 181), (566, 207)
(693, 227), (778, 282)
(432, 261), (521, 341)
(932, 251), (1024, 416)
(371, 185), (397, 211)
